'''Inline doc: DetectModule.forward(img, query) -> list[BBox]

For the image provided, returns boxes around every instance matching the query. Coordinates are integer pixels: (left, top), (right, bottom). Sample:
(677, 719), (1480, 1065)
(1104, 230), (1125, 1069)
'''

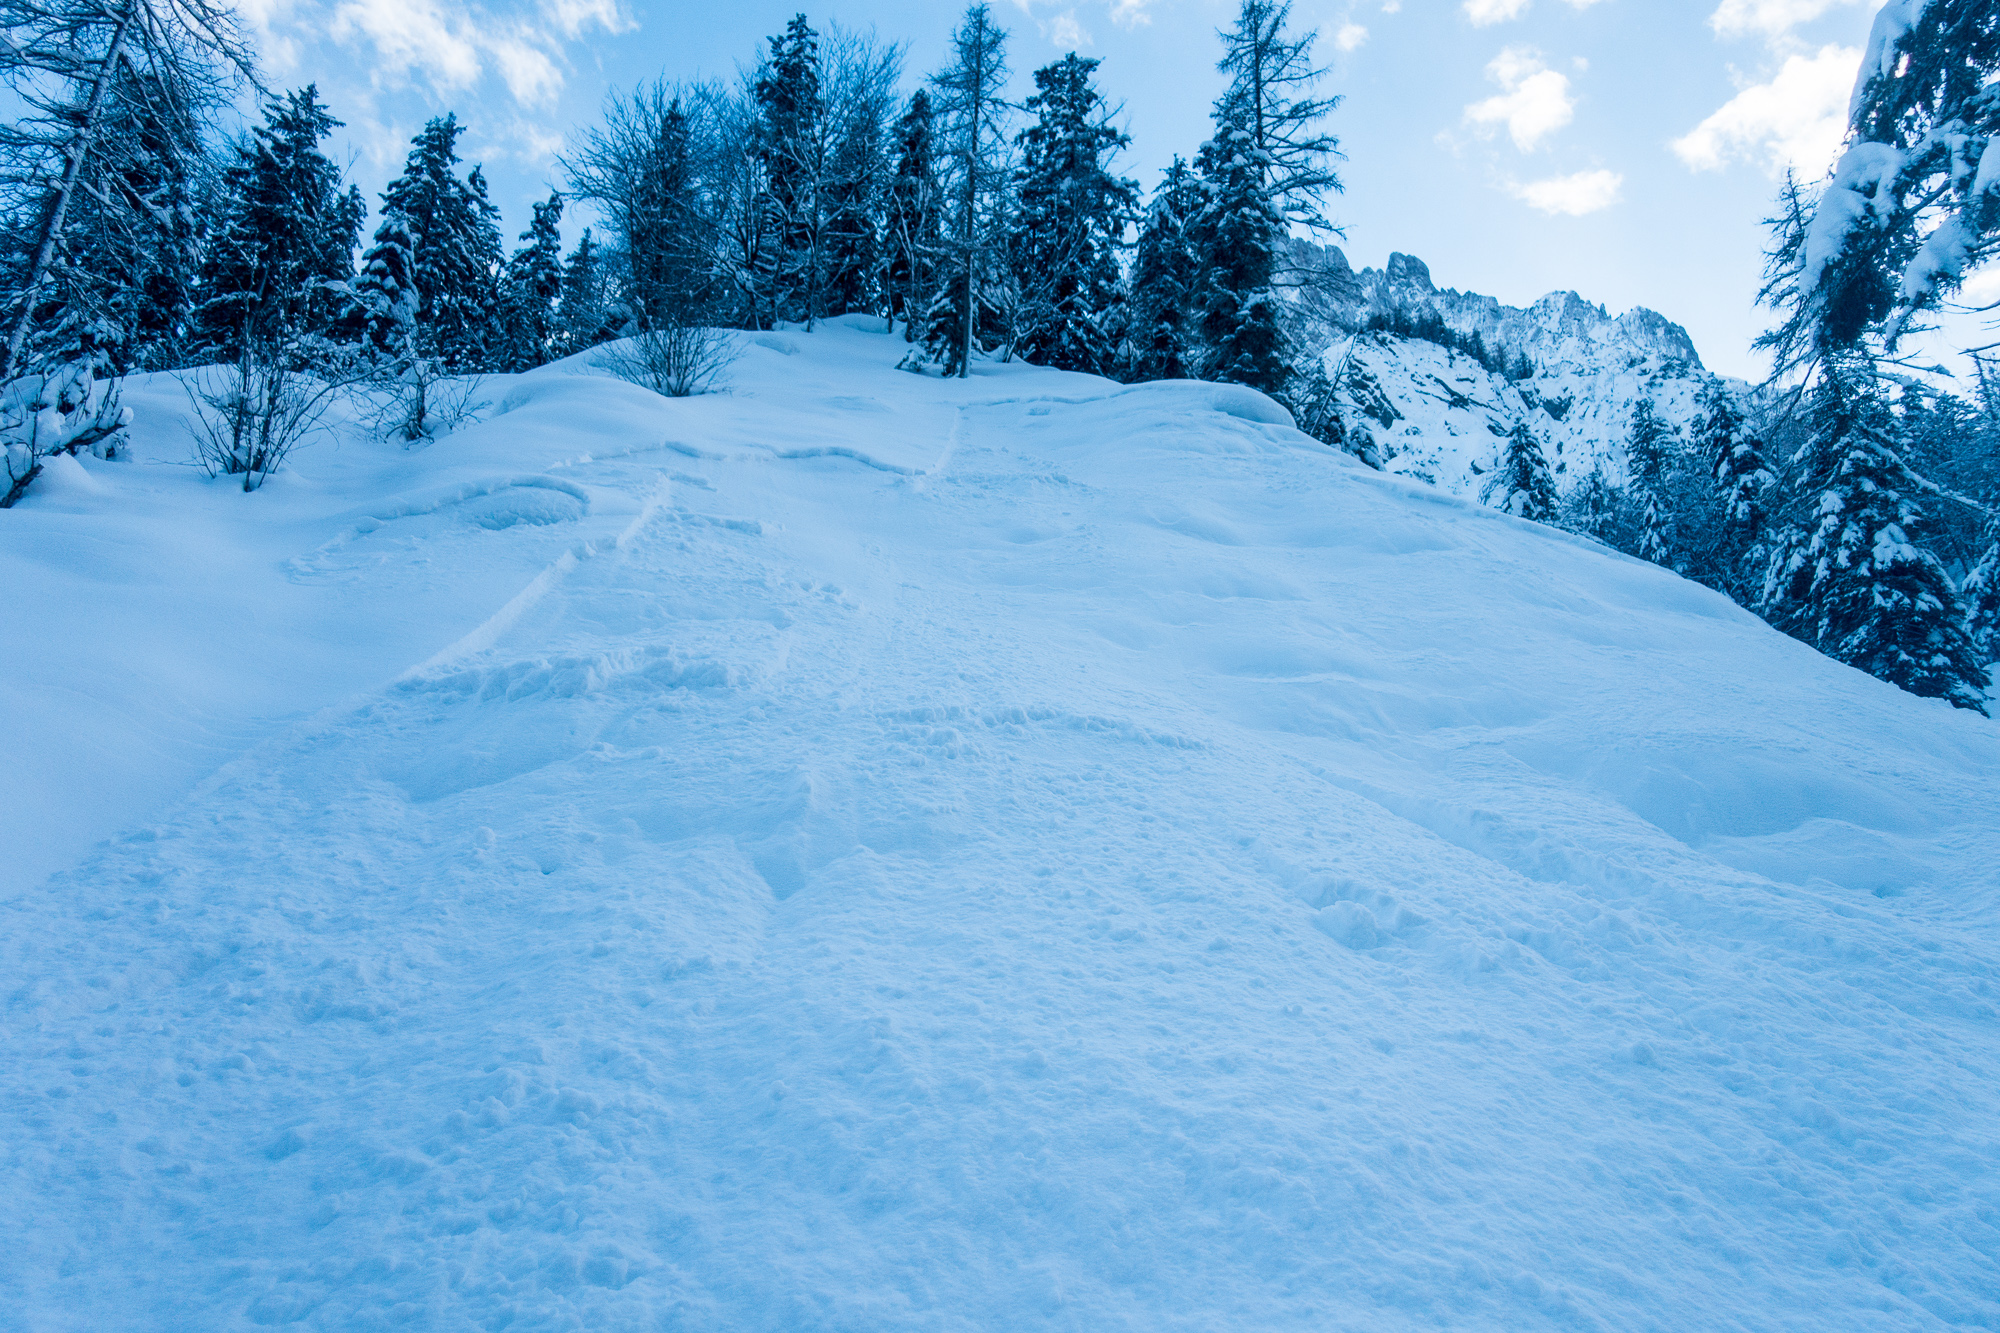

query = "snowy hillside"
(1296, 246), (1724, 496)
(4, 319), (1998, 1332)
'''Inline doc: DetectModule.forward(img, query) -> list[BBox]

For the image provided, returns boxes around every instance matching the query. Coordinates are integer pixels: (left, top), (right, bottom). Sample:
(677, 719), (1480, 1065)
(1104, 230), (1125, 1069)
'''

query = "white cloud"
(1671, 44), (1858, 176)
(1047, 10), (1092, 48)
(1509, 169), (1623, 214)
(1960, 266), (2000, 309)
(1336, 22), (1368, 52)
(1708, 0), (1870, 42)
(1108, 0), (1152, 26)
(1464, 0), (1530, 24)
(1464, 46), (1575, 151)
(326, 0), (627, 106)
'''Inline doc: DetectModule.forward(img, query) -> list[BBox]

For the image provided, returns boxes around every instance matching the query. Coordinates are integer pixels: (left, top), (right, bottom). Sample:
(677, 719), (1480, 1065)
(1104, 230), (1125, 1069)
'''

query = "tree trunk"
(1, 0), (137, 381)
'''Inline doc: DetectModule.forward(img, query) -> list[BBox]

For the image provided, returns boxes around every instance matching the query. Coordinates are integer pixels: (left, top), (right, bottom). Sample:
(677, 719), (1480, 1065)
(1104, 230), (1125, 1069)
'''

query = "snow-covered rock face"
(1293, 243), (1721, 495)
(3, 321), (1996, 1331)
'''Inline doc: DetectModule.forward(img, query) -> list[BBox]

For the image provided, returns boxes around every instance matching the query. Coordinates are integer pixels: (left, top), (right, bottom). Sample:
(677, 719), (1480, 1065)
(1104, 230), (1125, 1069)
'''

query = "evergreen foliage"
(194, 86), (359, 363)
(379, 115), (503, 370)
(1760, 369), (1989, 713)
(754, 15), (825, 324)
(1484, 420), (1558, 522)
(556, 229), (612, 354)
(1119, 158), (1202, 382)
(1212, 0), (1343, 234)
(1009, 54), (1136, 375)
(883, 91), (941, 340)
(499, 193), (566, 370)
(1192, 114), (1288, 396)
(354, 210), (419, 363)
(1965, 525), (2000, 666)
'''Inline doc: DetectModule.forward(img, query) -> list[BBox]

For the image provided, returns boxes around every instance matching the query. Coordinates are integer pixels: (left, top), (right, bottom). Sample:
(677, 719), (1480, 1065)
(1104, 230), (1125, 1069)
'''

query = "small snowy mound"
(2, 321), (1996, 1332)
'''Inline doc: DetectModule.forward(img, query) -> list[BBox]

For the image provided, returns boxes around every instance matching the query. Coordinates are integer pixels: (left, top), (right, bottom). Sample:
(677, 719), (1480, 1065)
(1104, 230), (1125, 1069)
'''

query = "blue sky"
(240, 0), (1895, 378)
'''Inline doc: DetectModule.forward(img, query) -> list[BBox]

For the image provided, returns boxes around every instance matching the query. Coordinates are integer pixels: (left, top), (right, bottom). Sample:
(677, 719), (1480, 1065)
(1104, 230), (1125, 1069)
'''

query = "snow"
(4, 317), (1999, 1331)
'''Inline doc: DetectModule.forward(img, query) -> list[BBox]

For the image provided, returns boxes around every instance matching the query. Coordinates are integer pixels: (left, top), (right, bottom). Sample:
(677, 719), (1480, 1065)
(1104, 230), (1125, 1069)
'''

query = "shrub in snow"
(1965, 526), (2000, 666)
(1, 334), (131, 509)
(186, 343), (348, 490)
(601, 323), (735, 399)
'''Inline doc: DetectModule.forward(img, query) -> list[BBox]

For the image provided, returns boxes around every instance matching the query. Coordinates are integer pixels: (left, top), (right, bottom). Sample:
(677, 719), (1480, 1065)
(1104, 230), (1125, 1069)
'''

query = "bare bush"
(186, 346), (345, 491)
(364, 356), (488, 444)
(600, 321), (735, 397)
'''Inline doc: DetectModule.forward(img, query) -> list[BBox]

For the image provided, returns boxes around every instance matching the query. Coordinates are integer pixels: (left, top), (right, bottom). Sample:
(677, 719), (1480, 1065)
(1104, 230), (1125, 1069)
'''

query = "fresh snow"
(4, 318), (1998, 1331)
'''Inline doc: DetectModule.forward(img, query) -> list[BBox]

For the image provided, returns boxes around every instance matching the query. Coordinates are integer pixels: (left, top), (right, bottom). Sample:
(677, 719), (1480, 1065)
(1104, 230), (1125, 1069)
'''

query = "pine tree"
(1119, 157), (1202, 382)
(556, 228), (611, 353)
(378, 115), (503, 370)
(754, 15), (825, 324)
(1008, 54), (1136, 375)
(925, 3), (1011, 377)
(1964, 523), (2000, 667)
(498, 192), (565, 370)
(1703, 385), (1773, 530)
(1192, 112), (1287, 395)
(1625, 398), (1673, 488)
(1639, 488), (1673, 567)
(1761, 369), (1989, 713)
(194, 86), (357, 362)
(354, 209), (418, 362)
(1485, 420), (1558, 522)
(883, 91), (941, 340)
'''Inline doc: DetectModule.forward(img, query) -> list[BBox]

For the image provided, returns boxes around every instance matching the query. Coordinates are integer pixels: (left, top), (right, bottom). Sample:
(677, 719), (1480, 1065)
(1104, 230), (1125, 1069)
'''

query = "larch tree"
(925, 3), (1011, 377)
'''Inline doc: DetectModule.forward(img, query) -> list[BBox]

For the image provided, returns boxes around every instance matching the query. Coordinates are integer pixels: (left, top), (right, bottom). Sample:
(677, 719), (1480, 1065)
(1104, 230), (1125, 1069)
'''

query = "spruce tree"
(1119, 157), (1202, 382)
(378, 115), (503, 370)
(354, 210), (419, 363)
(557, 228), (610, 353)
(1485, 420), (1558, 522)
(194, 86), (357, 362)
(883, 91), (940, 340)
(1008, 54), (1135, 375)
(498, 192), (565, 370)
(755, 15), (825, 324)
(1638, 489), (1673, 567)
(1761, 369), (1989, 713)
(1704, 385), (1773, 530)
(1963, 525), (2000, 667)
(1192, 112), (1287, 395)
(1626, 399), (1677, 567)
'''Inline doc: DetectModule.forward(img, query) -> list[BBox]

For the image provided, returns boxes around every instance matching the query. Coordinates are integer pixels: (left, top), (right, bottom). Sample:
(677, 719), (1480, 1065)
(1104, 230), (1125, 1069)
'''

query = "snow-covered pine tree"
(1964, 522), (2000, 667)
(1008, 54), (1136, 375)
(1638, 489), (1673, 567)
(1762, 0), (1998, 376)
(883, 91), (941, 340)
(498, 193), (566, 370)
(823, 103), (883, 320)
(194, 86), (359, 364)
(379, 116), (503, 371)
(1191, 112), (1287, 396)
(925, 4), (1011, 377)
(354, 210), (419, 363)
(556, 229), (611, 354)
(1760, 368), (1989, 713)
(754, 15), (825, 325)
(1703, 385), (1773, 530)
(1625, 399), (1673, 487)
(1484, 420), (1558, 523)
(1118, 157), (1202, 382)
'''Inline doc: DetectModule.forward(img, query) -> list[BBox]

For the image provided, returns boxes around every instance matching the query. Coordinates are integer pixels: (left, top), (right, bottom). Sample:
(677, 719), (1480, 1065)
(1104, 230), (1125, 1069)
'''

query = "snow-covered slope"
(1296, 246), (1723, 497)
(4, 321), (1997, 1332)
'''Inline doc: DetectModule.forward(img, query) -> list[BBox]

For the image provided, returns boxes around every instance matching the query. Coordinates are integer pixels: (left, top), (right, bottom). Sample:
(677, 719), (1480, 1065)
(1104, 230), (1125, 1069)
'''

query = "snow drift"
(3, 318), (1997, 1332)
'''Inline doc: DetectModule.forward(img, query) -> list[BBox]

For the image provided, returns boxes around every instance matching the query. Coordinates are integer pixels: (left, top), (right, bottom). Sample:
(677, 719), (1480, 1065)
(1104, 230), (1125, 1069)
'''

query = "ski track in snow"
(3, 319), (1999, 1332)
